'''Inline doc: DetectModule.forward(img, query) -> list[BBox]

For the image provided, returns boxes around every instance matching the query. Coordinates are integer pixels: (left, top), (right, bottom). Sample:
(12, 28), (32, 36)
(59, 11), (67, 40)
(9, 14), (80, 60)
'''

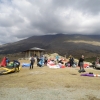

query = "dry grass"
(0, 60), (100, 100)
(66, 40), (100, 46)
(0, 60), (100, 90)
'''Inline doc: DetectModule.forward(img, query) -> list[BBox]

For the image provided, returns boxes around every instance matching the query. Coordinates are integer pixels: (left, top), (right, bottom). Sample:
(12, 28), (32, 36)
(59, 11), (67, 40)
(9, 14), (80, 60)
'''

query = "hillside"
(0, 34), (100, 58)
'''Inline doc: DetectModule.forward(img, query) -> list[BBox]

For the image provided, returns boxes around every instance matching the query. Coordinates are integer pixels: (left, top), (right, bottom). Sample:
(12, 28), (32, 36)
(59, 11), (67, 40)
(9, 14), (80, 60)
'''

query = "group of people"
(29, 55), (48, 69)
(56, 54), (85, 72)
(6, 57), (20, 72)
(6, 53), (100, 74)
(28, 54), (97, 73)
(6, 53), (98, 73)
(69, 55), (85, 72)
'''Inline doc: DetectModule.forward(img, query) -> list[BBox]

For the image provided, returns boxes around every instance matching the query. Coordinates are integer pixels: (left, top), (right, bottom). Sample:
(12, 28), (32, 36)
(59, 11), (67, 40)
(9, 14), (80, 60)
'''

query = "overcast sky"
(0, 0), (100, 44)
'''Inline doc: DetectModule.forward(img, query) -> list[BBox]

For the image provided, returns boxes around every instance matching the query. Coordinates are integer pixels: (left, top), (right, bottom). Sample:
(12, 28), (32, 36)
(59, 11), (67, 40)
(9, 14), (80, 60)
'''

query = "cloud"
(0, 0), (100, 44)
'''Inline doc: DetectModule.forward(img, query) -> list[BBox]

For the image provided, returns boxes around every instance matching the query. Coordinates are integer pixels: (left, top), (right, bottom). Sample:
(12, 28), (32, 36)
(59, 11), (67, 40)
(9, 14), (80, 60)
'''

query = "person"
(78, 55), (85, 73)
(69, 55), (74, 67)
(36, 56), (40, 66)
(6, 57), (10, 66)
(56, 55), (59, 62)
(38, 55), (44, 67)
(44, 56), (48, 65)
(58, 59), (64, 64)
(96, 57), (100, 64)
(13, 60), (20, 72)
(30, 56), (35, 69)
(34, 54), (37, 57)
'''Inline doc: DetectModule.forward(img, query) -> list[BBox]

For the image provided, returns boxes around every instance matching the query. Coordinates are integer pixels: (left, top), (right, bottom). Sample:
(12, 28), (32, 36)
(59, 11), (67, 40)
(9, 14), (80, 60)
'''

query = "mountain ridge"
(0, 34), (100, 58)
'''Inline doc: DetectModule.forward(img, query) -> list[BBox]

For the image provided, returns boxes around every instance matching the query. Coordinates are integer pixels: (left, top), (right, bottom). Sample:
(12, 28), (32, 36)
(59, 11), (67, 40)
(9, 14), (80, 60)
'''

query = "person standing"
(44, 56), (48, 65)
(39, 55), (44, 67)
(96, 57), (100, 64)
(56, 55), (59, 62)
(30, 56), (35, 69)
(78, 55), (85, 72)
(69, 55), (74, 67)
(6, 57), (10, 66)
(13, 60), (20, 72)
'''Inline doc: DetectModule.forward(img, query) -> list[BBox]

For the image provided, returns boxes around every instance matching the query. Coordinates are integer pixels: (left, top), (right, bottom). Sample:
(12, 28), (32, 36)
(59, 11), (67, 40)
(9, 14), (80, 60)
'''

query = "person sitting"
(58, 60), (64, 64)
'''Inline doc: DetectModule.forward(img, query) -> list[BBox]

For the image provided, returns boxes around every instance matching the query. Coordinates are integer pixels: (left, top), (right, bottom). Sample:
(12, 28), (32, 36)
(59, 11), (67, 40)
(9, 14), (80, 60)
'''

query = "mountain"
(0, 34), (100, 58)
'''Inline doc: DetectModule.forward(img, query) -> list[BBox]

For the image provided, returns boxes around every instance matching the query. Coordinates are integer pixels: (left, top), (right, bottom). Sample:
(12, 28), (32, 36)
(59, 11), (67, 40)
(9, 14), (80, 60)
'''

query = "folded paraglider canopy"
(0, 58), (21, 75)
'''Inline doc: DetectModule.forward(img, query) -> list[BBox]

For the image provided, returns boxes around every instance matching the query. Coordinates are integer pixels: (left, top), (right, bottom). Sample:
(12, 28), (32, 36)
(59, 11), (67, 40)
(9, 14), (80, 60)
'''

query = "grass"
(85, 57), (96, 63)
(1, 59), (100, 100)
(0, 59), (100, 90)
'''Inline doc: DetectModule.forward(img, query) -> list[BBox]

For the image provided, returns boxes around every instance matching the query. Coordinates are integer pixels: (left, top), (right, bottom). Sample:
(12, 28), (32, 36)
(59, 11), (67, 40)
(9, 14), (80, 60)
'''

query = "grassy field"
(0, 59), (100, 100)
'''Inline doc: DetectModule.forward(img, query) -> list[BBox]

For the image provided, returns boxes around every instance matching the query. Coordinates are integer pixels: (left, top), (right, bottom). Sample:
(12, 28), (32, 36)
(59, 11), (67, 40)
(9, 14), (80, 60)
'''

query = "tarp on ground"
(47, 61), (66, 69)
(47, 63), (60, 68)
(81, 73), (100, 77)
(84, 64), (89, 68)
(22, 63), (30, 67)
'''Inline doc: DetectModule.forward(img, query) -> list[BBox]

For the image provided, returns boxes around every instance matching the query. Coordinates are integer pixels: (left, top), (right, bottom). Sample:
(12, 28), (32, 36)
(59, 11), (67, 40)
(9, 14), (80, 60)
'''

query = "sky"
(0, 0), (100, 45)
